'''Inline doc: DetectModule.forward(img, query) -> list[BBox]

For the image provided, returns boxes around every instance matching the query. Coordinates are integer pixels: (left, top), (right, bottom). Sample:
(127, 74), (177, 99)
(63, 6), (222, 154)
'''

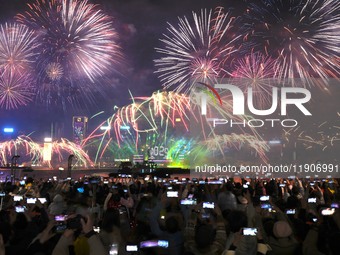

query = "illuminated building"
(72, 116), (88, 144)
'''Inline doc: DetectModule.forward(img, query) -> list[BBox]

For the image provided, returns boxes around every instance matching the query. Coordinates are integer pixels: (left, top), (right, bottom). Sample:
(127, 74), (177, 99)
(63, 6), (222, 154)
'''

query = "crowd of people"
(0, 174), (339, 255)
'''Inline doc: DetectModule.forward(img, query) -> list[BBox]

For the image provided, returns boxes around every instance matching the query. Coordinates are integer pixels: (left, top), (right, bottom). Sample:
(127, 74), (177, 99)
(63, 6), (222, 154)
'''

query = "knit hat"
(273, 221), (292, 238)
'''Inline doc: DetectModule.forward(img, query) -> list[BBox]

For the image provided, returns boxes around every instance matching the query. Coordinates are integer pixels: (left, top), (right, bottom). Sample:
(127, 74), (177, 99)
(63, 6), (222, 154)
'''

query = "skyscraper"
(72, 116), (88, 144)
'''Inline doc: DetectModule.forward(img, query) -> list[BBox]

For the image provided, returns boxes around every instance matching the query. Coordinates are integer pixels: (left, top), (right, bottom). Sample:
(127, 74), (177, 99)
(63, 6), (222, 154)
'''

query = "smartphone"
(312, 218), (318, 223)
(15, 206), (25, 213)
(20, 180), (26, 185)
(55, 224), (67, 233)
(103, 181), (109, 184)
(55, 215), (67, 221)
(243, 184), (249, 189)
(27, 198), (37, 204)
(331, 203), (339, 209)
(126, 245), (138, 252)
(77, 187), (84, 193)
(93, 226), (100, 233)
(261, 203), (272, 209)
(308, 198), (317, 203)
(242, 228), (257, 236)
(201, 212), (210, 219)
(203, 202), (214, 209)
(286, 209), (296, 215)
(140, 240), (169, 248)
(124, 189), (128, 193)
(166, 191), (178, 198)
(180, 199), (197, 205)
(260, 196), (270, 202)
(109, 244), (118, 255)
(279, 184), (285, 187)
(0, 192), (5, 197)
(187, 194), (194, 199)
(321, 208), (335, 216)
(38, 198), (47, 204)
(199, 181), (206, 184)
(14, 195), (23, 202)
(208, 180), (222, 184)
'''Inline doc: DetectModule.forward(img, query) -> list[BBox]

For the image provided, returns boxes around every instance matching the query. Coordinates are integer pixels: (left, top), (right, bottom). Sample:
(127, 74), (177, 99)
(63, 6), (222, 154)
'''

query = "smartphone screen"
(14, 196), (23, 202)
(203, 202), (214, 209)
(308, 198), (317, 203)
(55, 215), (67, 221)
(321, 208), (335, 216)
(38, 198), (47, 204)
(180, 199), (197, 205)
(140, 240), (169, 248)
(260, 196), (270, 201)
(109, 244), (118, 255)
(286, 209), (296, 215)
(242, 228), (257, 236)
(261, 203), (271, 209)
(15, 206), (25, 213)
(166, 191), (178, 198)
(27, 198), (37, 204)
(126, 245), (138, 252)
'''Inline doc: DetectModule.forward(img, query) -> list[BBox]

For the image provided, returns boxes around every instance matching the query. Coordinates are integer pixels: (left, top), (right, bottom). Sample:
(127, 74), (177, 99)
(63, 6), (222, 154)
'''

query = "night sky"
(0, 0), (247, 139)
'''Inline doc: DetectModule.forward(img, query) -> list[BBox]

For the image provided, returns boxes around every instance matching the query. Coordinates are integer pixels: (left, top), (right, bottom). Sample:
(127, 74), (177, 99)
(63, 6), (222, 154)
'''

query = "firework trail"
(284, 122), (340, 151)
(112, 91), (191, 146)
(242, 0), (340, 83)
(84, 89), (268, 163)
(0, 69), (35, 109)
(155, 7), (240, 94)
(17, 0), (121, 107)
(0, 136), (92, 168)
(0, 136), (42, 166)
(0, 23), (39, 74)
(199, 133), (269, 163)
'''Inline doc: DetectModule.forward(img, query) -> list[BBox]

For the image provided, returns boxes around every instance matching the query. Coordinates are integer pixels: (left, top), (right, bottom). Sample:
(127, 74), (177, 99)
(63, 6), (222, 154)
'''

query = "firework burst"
(242, 0), (340, 83)
(0, 69), (34, 109)
(155, 7), (240, 94)
(0, 23), (38, 74)
(231, 53), (280, 108)
(45, 62), (63, 81)
(17, 0), (120, 81)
